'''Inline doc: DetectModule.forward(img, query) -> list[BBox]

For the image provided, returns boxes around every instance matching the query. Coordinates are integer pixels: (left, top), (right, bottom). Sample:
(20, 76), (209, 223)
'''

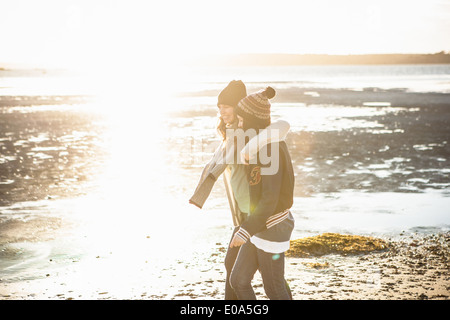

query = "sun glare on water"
(2, 0), (449, 298)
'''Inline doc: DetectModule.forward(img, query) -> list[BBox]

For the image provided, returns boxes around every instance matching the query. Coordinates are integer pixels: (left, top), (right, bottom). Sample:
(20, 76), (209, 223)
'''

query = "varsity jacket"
(189, 120), (290, 227)
(235, 141), (295, 253)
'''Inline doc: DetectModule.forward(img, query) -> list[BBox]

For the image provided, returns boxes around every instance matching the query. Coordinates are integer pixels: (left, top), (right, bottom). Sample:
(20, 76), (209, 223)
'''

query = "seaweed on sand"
(287, 233), (389, 258)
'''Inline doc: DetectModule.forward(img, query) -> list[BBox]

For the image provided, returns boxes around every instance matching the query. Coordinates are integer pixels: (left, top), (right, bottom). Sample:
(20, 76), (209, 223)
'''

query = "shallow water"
(1, 65), (449, 290)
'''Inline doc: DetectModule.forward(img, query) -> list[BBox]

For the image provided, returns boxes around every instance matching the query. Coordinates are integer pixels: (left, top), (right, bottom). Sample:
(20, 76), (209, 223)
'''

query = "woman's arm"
(189, 141), (227, 208)
(240, 120), (290, 164)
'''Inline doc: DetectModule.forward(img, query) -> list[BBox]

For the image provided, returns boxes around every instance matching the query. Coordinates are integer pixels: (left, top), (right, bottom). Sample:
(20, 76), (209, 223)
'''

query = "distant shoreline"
(1, 52), (450, 70)
(184, 52), (450, 67)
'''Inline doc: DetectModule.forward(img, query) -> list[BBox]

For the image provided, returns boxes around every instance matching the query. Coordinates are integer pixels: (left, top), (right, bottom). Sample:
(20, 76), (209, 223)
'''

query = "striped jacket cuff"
(266, 209), (290, 229)
(235, 228), (251, 242)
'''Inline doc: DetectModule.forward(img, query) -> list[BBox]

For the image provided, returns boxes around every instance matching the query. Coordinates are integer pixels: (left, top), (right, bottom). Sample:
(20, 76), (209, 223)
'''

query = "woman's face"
(218, 104), (235, 125)
(237, 115), (244, 128)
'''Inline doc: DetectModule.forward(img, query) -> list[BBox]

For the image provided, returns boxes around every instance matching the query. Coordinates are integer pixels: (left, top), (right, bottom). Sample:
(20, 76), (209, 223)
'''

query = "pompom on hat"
(235, 86), (276, 128)
(217, 80), (247, 108)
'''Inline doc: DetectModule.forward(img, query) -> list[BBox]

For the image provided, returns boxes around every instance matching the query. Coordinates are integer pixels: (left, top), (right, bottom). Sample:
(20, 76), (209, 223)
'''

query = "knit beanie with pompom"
(235, 86), (276, 128)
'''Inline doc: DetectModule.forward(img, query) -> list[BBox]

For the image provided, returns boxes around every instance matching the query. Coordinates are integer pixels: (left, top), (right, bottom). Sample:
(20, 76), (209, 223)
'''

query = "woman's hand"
(240, 152), (250, 165)
(229, 233), (246, 248)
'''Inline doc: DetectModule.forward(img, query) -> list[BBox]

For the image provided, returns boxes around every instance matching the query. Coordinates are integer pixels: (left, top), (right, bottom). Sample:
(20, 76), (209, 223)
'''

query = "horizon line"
(1, 51), (450, 70)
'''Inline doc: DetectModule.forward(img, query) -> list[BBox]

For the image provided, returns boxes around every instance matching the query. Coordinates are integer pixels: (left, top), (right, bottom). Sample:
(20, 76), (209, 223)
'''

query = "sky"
(1, 0), (449, 68)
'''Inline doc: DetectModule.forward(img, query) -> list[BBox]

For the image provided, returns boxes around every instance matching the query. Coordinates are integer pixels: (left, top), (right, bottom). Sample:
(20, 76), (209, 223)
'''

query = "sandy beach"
(1, 0), (450, 304)
(1, 67), (450, 300)
(141, 232), (450, 300)
(0, 232), (448, 300)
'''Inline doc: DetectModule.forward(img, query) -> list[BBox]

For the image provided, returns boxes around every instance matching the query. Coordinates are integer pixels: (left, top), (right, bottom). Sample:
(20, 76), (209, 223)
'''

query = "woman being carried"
(189, 81), (291, 300)
(229, 86), (295, 300)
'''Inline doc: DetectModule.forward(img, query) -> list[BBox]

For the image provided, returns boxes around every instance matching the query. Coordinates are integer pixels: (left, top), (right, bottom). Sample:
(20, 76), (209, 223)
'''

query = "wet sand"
(0, 232), (448, 300)
(153, 232), (449, 300)
(1, 86), (449, 300)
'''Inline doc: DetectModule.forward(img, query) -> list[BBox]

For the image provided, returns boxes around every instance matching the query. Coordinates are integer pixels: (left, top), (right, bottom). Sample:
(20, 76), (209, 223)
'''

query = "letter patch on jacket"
(249, 166), (261, 186)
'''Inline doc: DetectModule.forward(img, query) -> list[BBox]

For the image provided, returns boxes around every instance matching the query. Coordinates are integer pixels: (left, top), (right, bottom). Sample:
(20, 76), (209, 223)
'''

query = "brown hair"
(216, 117), (227, 140)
